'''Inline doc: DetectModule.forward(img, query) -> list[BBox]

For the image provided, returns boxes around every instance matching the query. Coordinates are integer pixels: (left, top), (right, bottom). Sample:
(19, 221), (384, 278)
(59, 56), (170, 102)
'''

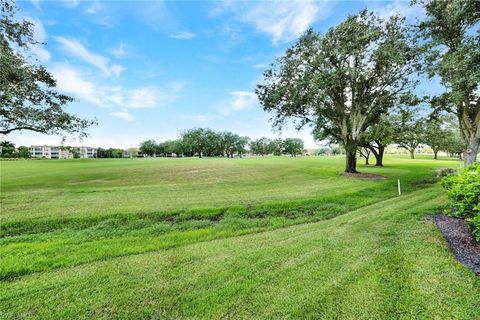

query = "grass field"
(1, 155), (478, 319)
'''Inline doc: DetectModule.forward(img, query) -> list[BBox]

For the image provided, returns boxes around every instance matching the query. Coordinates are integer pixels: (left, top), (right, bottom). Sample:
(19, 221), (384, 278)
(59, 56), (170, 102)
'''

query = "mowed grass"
(1, 185), (478, 319)
(0, 155), (459, 280)
(1, 155), (478, 319)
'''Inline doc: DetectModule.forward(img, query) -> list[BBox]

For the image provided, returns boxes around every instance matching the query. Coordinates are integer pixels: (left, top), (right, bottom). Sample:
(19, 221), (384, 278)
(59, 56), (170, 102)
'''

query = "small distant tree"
(139, 140), (157, 157)
(423, 115), (451, 159)
(0, 140), (15, 157)
(107, 148), (123, 158)
(127, 147), (138, 159)
(270, 138), (284, 156)
(234, 136), (250, 158)
(155, 141), (166, 157)
(72, 149), (80, 158)
(283, 138), (304, 157)
(331, 146), (342, 156)
(362, 115), (394, 166)
(16, 145), (30, 158)
(249, 137), (272, 156)
(0, 0), (95, 137)
(317, 147), (330, 156)
(358, 147), (371, 165)
(96, 147), (108, 158)
(221, 132), (238, 158)
(181, 128), (216, 158)
(443, 128), (465, 159)
(393, 109), (425, 159)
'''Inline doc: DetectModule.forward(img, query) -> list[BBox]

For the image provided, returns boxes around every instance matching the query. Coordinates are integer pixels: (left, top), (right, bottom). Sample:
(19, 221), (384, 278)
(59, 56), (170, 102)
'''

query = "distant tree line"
(96, 148), (125, 158)
(139, 128), (305, 158)
(0, 141), (30, 158)
(356, 109), (466, 166)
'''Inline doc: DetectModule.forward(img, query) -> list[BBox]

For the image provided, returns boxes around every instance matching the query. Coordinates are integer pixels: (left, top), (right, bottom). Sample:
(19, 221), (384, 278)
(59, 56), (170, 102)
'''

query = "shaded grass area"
(1, 186), (478, 319)
(0, 157), (459, 280)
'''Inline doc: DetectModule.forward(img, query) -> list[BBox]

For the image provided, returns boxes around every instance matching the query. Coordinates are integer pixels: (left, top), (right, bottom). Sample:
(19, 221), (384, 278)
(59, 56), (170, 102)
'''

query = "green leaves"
(416, 0), (480, 165)
(442, 162), (480, 240)
(0, 0), (95, 137)
(257, 10), (419, 172)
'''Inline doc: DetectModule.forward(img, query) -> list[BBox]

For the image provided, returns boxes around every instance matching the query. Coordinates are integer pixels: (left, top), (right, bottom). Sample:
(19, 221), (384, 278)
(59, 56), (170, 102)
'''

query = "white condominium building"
(30, 146), (97, 159)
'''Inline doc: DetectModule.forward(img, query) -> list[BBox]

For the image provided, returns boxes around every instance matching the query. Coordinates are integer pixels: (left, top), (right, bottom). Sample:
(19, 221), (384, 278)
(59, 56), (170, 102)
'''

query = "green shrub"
(471, 214), (480, 241)
(436, 167), (457, 178)
(442, 162), (480, 240)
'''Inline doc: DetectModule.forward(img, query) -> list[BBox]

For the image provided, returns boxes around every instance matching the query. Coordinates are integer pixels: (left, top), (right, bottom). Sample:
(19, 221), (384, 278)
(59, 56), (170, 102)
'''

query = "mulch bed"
(343, 172), (387, 180)
(432, 214), (480, 276)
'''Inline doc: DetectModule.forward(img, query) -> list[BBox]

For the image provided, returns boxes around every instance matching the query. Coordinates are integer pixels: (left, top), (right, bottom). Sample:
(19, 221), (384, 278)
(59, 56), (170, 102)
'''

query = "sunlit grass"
(1, 155), (477, 319)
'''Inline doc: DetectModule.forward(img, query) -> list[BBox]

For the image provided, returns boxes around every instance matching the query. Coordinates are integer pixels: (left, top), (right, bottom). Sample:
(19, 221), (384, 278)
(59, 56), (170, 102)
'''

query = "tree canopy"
(416, 0), (479, 165)
(283, 138), (304, 157)
(257, 10), (420, 173)
(0, 0), (95, 137)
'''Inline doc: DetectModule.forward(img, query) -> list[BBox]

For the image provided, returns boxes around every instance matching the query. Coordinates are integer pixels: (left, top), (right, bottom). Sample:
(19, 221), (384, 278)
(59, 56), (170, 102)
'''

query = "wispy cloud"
(55, 36), (124, 77)
(178, 114), (214, 123)
(51, 64), (104, 107)
(211, 0), (333, 45)
(375, 0), (424, 21)
(170, 31), (196, 40)
(30, 0), (41, 10)
(219, 91), (258, 116)
(127, 87), (158, 109)
(61, 0), (79, 8)
(254, 63), (268, 69)
(26, 18), (51, 62)
(51, 64), (185, 122)
(111, 42), (129, 58)
(111, 111), (134, 122)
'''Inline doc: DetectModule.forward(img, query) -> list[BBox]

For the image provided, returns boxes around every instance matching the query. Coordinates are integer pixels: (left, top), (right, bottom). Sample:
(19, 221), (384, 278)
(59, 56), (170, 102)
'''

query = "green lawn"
(1, 155), (478, 319)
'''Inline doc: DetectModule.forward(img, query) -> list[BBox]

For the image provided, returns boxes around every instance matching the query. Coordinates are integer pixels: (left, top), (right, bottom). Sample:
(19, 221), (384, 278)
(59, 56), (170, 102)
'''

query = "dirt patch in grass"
(343, 172), (387, 180)
(432, 214), (480, 276)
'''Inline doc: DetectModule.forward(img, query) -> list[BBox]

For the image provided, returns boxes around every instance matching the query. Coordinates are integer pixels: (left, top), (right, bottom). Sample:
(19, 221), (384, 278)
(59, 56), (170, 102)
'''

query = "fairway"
(1, 156), (479, 319)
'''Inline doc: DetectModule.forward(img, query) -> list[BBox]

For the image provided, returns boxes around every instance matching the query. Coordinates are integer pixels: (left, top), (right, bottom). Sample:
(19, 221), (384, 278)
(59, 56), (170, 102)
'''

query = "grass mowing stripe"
(1, 156), (455, 280)
(1, 186), (478, 319)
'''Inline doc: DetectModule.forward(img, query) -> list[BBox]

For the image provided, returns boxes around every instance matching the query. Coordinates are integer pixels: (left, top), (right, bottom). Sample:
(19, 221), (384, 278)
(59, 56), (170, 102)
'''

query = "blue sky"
(10, 0), (425, 148)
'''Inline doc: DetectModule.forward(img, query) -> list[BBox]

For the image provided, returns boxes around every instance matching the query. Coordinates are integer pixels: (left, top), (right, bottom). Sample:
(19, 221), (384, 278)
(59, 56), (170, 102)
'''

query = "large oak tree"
(416, 0), (479, 165)
(257, 10), (419, 173)
(0, 0), (95, 137)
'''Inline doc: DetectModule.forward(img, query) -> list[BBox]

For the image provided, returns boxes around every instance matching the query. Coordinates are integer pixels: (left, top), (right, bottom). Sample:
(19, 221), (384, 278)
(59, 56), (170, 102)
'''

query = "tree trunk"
(464, 136), (479, 166)
(345, 150), (358, 173)
(365, 154), (369, 165)
(376, 146), (384, 167)
(410, 149), (415, 159)
(433, 150), (438, 160)
(198, 151), (202, 158)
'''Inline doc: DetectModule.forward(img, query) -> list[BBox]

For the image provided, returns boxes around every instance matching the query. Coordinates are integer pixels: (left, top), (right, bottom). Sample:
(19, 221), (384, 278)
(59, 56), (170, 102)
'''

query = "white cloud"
(127, 87), (158, 109)
(55, 36), (124, 77)
(375, 0), (424, 21)
(26, 18), (51, 62)
(178, 114), (214, 123)
(111, 111), (134, 122)
(111, 42), (128, 57)
(170, 31), (196, 40)
(61, 0), (79, 8)
(31, 0), (41, 9)
(254, 63), (267, 69)
(219, 91), (258, 116)
(51, 64), (104, 107)
(212, 0), (332, 44)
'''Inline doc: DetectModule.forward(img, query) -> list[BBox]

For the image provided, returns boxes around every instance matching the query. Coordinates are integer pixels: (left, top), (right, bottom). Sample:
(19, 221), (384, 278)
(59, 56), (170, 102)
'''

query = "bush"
(442, 162), (480, 240)
(471, 214), (480, 241)
(436, 167), (457, 178)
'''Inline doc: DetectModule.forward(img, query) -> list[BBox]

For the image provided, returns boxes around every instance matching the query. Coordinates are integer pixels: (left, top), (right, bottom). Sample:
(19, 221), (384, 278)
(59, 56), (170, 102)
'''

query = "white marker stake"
(397, 179), (401, 196)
